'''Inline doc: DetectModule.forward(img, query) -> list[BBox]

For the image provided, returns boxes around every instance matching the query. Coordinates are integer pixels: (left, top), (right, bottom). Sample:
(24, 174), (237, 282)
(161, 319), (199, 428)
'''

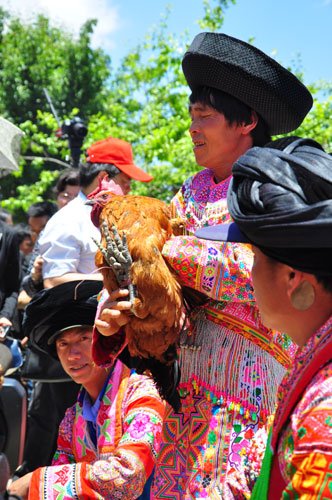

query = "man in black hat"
(92, 32), (313, 499)
(8, 281), (164, 500)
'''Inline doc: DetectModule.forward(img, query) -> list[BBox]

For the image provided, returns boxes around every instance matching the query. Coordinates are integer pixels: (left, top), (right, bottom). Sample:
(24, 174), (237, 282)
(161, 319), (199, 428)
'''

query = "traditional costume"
(25, 281), (165, 500)
(197, 138), (332, 499)
(92, 33), (312, 499)
(29, 359), (165, 500)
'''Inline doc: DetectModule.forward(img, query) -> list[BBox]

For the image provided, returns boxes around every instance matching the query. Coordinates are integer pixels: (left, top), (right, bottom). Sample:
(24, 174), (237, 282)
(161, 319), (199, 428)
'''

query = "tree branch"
(22, 156), (70, 168)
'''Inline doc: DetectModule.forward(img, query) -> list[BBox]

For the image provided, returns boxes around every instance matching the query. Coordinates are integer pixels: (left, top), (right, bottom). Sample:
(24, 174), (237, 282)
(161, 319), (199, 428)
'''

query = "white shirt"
(39, 191), (100, 279)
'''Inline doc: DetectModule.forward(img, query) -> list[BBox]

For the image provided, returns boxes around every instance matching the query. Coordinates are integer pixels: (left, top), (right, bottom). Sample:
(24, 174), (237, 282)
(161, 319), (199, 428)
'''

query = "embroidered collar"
(190, 169), (231, 204)
(79, 369), (113, 425)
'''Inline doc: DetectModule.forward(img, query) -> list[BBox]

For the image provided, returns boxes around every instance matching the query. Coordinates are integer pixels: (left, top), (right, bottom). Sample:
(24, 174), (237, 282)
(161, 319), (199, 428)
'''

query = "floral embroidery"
(127, 414), (155, 440)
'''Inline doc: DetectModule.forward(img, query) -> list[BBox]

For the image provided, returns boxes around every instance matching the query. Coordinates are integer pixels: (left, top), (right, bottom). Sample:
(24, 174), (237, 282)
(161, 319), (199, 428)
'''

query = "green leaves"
(1, 0), (332, 222)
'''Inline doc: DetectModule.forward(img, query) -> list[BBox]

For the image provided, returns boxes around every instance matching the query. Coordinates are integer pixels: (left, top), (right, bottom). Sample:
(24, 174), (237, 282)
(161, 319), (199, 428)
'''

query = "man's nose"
(189, 119), (200, 136)
(68, 344), (81, 359)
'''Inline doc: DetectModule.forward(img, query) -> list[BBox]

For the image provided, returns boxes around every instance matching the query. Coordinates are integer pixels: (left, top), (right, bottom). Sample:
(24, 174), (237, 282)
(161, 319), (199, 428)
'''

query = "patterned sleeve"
(162, 185), (255, 303)
(28, 374), (165, 500)
(162, 235), (255, 303)
(280, 368), (332, 498)
(51, 406), (76, 466)
(283, 451), (332, 499)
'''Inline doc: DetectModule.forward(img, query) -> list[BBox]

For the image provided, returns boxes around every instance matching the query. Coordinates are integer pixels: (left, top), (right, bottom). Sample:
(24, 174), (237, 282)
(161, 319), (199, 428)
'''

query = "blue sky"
(112, 0), (332, 86)
(3, 0), (332, 86)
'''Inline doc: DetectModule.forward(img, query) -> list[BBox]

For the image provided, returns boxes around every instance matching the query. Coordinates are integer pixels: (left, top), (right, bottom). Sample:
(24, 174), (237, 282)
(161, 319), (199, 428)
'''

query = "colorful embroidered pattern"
(163, 236), (255, 302)
(171, 170), (231, 233)
(152, 171), (295, 500)
(29, 360), (165, 500)
(275, 317), (332, 498)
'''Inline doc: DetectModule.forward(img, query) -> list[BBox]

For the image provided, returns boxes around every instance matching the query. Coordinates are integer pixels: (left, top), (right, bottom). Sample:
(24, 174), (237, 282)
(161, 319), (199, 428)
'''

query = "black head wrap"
(23, 280), (103, 359)
(227, 137), (332, 275)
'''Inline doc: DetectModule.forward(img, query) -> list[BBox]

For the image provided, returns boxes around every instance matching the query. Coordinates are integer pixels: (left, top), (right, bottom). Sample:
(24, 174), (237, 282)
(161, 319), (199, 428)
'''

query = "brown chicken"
(88, 177), (184, 366)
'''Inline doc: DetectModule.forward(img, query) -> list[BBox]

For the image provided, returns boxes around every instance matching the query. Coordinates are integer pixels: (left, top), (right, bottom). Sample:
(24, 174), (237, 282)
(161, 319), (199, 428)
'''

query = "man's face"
(113, 172), (131, 195)
(56, 327), (106, 389)
(28, 215), (50, 244)
(189, 102), (245, 173)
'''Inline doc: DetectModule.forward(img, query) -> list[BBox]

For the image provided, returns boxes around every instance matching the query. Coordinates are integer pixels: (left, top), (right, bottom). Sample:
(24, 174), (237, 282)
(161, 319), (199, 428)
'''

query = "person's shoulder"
(0, 220), (14, 235)
(295, 360), (332, 417)
(126, 369), (164, 400)
(0, 221), (19, 247)
(40, 194), (87, 236)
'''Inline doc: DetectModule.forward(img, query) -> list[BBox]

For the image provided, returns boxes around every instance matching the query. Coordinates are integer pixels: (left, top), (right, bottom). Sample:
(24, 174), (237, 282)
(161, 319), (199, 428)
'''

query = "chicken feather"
(90, 184), (184, 365)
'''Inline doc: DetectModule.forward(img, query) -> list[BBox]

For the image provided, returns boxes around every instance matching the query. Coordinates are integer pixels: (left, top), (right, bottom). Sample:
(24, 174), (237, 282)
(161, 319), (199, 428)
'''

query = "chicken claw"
(93, 221), (137, 309)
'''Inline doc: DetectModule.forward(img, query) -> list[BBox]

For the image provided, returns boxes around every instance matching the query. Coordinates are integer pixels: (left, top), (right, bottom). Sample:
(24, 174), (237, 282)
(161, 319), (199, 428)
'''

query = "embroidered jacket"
(29, 360), (165, 500)
(154, 170), (295, 499)
(259, 314), (332, 500)
(92, 170), (295, 500)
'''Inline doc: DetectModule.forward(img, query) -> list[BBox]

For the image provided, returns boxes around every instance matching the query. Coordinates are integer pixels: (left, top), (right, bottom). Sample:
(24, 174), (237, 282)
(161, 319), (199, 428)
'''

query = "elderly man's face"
(189, 102), (244, 171)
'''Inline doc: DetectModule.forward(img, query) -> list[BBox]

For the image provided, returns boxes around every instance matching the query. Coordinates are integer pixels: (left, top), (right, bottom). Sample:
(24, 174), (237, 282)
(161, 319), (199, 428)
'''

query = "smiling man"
(91, 32), (315, 499)
(8, 281), (164, 500)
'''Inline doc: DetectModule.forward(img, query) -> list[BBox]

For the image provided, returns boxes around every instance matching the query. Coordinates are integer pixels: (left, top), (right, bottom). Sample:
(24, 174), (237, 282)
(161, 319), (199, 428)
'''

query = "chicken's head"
(87, 175), (124, 228)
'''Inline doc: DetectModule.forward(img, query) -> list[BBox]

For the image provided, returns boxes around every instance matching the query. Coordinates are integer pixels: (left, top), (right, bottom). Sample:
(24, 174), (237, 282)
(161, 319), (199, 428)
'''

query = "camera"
(61, 117), (87, 140)
(61, 117), (88, 168)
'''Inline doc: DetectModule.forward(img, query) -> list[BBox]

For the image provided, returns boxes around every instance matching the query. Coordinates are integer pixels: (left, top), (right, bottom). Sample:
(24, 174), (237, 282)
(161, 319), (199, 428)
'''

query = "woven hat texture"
(23, 280), (103, 357)
(182, 32), (313, 135)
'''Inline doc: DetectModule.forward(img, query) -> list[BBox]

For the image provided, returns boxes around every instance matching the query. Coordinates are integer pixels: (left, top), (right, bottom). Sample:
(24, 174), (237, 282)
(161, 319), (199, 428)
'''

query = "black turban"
(228, 137), (332, 274)
(23, 280), (103, 358)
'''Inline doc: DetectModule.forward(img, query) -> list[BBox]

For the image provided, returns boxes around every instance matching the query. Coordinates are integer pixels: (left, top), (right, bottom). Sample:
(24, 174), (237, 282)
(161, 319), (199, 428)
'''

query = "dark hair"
(189, 86), (271, 146)
(54, 169), (79, 196)
(13, 223), (31, 245)
(314, 274), (332, 294)
(27, 201), (58, 219)
(0, 208), (12, 224)
(79, 163), (122, 188)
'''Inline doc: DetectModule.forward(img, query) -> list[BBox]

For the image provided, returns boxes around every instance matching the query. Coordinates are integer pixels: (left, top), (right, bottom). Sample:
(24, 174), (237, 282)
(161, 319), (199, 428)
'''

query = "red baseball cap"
(86, 137), (153, 182)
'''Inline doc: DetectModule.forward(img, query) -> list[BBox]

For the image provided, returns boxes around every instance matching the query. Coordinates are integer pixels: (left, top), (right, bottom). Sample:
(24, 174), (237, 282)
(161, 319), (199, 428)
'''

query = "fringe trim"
(179, 313), (287, 422)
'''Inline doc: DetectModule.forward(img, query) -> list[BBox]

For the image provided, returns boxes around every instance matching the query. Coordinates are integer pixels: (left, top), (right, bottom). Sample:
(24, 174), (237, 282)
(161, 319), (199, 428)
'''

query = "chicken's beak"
(85, 199), (96, 206)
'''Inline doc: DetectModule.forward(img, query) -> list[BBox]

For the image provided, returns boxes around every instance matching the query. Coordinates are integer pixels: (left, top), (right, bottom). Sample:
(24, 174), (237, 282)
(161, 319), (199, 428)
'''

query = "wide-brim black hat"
(182, 32), (313, 135)
(23, 280), (103, 358)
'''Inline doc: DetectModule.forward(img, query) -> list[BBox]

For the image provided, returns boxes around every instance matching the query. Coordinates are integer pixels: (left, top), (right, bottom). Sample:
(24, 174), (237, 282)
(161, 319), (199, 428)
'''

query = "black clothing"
(0, 221), (20, 321)
(21, 380), (79, 472)
(227, 137), (332, 273)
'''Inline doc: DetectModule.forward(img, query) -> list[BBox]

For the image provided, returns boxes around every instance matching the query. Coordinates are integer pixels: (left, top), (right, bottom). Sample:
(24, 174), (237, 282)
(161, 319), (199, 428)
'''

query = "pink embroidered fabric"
(150, 169), (296, 500)
(29, 361), (165, 500)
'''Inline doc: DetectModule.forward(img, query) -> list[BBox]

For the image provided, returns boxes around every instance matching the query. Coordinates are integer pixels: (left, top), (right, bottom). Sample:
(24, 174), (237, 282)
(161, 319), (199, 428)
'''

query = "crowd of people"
(0, 30), (331, 500)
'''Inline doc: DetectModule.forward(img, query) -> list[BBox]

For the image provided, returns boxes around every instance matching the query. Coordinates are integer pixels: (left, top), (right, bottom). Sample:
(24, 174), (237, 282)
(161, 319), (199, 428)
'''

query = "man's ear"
(242, 110), (259, 136)
(286, 268), (304, 298)
(286, 268), (316, 311)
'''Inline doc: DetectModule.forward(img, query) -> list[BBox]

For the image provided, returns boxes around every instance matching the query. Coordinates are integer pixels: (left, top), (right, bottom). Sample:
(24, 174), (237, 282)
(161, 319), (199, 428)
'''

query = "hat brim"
(182, 33), (313, 135)
(116, 162), (153, 182)
(195, 222), (251, 244)
(47, 324), (93, 346)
